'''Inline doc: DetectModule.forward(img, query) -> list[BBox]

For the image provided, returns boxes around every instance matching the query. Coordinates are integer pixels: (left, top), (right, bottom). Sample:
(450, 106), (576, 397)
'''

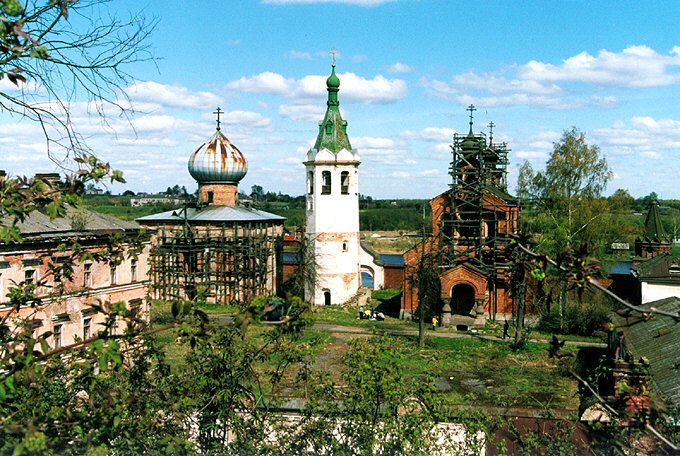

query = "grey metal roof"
(1, 206), (140, 242)
(136, 204), (285, 224)
(612, 297), (680, 408)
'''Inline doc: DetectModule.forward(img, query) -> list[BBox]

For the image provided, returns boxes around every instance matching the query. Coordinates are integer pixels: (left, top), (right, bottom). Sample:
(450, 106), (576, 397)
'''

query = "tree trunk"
(514, 272), (526, 345)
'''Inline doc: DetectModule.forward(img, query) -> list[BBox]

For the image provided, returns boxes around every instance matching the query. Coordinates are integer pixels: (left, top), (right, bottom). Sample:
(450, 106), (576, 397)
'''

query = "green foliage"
(537, 292), (614, 336)
(519, 127), (613, 257)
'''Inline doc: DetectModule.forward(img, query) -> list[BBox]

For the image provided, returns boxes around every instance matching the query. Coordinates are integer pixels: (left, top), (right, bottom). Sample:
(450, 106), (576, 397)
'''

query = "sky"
(1, 0), (680, 199)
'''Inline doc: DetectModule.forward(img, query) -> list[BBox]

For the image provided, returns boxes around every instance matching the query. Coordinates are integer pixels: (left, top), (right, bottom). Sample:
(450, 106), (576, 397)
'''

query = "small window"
(83, 263), (92, 287)
(131, 260), (138, 282)
(110, 263), (117, 285)
(307, 171), (314, 194)
(307, 197), (313, 212)
(342, 242), (348, 252)
(53, 324), (62, 349)
(325, 122), (333, 135)
(207, 191), (214, 204)
(321, 171), (331, 195)
(24, 269), (35, 286)
(341, 171), (349, 195)
(83, 318), (91, 340)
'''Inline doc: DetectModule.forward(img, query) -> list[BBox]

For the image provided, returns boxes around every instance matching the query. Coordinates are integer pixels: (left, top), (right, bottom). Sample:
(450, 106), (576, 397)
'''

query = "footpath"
(209, 313), (606, 348)
(312, 323), (607, 348)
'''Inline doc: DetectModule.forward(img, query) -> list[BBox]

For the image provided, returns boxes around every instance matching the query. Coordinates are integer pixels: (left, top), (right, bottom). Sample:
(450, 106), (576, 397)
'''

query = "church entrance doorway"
(323, 290), (331, 306)
(450, 284), (475, 315)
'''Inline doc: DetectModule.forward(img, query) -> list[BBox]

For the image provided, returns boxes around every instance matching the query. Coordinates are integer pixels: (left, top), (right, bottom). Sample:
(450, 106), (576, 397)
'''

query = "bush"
(538, 295), (613, 336)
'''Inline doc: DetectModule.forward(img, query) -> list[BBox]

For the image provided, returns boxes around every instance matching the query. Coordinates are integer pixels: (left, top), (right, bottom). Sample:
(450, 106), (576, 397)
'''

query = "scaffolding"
(437, 112), (519, 319)
(148, 221), (283, 305)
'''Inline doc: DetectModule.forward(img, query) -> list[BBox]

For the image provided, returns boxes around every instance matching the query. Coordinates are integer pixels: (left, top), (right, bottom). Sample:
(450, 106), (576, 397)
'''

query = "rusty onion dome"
(188, 129), (248, 183)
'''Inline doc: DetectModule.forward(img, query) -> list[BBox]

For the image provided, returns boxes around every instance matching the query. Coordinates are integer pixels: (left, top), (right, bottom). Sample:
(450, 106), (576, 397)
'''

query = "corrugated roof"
(612, 297), (680, 408)
(136, 204), (284, 224)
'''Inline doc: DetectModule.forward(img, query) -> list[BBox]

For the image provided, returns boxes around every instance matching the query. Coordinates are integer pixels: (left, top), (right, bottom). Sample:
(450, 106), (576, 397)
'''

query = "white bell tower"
(304, 62), (361, 306)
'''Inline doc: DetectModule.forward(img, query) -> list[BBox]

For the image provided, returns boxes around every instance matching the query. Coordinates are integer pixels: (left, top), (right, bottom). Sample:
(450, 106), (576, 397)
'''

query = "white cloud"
(278, 104), (325, 122)
(452, 72), (561, 95)
(433, 143), (452, 153)
(592, 116), (680, 160)
(401, 127), (454, 142)
(514, 150), (548, 160)
(127, 81), (222, 110)
(519, 45), (680, 88)
(227, 71), (407, 104)
(289, 50), (312, 60)
(225, 72), (295, 96)
(423, 46), (680, 110)
(221, 110), (272, 128)
(353, 136), (395, 149)
(386, 62), (414, 74)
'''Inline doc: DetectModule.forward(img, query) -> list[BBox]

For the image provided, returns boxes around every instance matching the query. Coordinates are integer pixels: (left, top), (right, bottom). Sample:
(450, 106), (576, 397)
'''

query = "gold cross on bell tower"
(331, 48), (337, 66)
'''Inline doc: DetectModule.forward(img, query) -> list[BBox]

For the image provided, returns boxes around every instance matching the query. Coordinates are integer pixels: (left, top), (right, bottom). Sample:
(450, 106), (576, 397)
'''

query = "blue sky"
(2, 0), (680, 199)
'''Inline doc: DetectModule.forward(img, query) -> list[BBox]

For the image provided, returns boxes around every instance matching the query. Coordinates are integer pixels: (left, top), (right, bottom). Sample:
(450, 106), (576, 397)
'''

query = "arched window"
(341, 171), (349, 194)
(325, 122), (333, 135)
(321, 171), (331, 194)
(307, 171), (314, 194)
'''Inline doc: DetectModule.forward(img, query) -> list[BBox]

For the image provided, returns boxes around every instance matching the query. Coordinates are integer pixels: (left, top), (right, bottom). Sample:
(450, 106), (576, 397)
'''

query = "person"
(359, 305), (364, 319)
(503, 319), (509, 339)
(432, 316), (438, 331)
(376, 312), (385, 321)
(364, 308), (371, 320)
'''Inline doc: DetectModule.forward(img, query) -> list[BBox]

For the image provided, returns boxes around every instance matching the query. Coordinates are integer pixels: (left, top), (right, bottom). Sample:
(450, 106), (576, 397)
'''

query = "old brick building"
(402, 108), (520, 326)
(0, 184), (150, 350)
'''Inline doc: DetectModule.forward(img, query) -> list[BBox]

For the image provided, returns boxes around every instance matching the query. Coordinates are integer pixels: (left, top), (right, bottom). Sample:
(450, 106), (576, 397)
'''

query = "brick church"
(402, 107), (520, 326)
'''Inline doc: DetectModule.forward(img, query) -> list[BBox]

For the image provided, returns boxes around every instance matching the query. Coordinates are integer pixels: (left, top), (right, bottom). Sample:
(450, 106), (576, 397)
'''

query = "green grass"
(370, 335), (579, 409)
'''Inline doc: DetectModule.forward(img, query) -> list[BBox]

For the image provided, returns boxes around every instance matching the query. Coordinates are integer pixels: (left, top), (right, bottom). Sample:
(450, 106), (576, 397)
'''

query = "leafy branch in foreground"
(1, 0), (156, 160)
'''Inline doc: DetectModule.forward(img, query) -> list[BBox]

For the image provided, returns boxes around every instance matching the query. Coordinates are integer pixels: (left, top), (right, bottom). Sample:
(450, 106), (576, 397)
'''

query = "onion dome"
(188, 113), (248, 183)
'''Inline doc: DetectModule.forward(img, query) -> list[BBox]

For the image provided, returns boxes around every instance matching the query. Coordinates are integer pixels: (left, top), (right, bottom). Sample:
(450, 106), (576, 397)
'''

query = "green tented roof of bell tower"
(314, 64), (352, 153)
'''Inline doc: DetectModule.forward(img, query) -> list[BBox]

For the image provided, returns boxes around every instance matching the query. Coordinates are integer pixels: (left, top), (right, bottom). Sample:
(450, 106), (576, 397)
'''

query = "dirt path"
(207, 313), (606, 348)
(310, 323), (607, 348)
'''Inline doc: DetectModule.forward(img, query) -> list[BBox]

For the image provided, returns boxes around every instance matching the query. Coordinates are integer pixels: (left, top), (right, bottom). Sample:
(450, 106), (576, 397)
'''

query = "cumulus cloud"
(225, 72), (294, 96)
(127, 81), (222, 110)
(386, 62), (414, 74)
(519, 45), (680, 88)
(227, 71), (407, 104)
(422, 46), (680, 109)
(592, 116), (680, 159)
(401, 127), (454, 142)
(278, 104), (325, 122)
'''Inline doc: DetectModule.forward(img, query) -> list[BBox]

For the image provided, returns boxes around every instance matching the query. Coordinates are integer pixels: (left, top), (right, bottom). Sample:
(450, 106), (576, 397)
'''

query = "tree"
(519, 127), (613, 256)
(518, 128), (613, 332)
(609, 189), (634, 213)
(250, 184), (264, 200)
(1, 0), (154, 162)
